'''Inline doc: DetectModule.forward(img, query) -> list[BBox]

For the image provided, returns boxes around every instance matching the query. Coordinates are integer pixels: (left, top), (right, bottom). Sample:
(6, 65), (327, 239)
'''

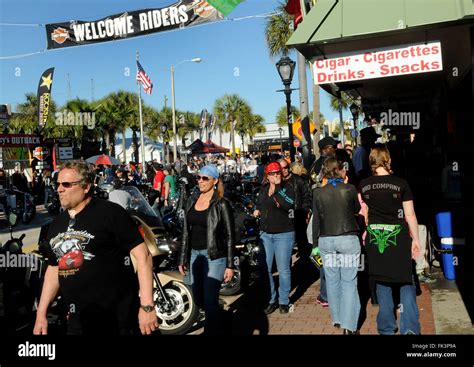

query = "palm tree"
(265, 2), (317, 161)
(63, 98), (99, 151)
(213, 94), (253, 158)
(243, 113), (266, 147)
(9, 93), (61, 135)
(177, 111), (200, 147)
(96, 91), (135, 157)
(265, 2), (293, 57)
(276, 105), (300, 127)
(330, 91), (352, 112)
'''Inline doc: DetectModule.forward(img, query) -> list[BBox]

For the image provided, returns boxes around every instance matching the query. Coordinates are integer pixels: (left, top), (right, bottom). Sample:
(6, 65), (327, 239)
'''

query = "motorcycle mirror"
(8, 213), (18, 226)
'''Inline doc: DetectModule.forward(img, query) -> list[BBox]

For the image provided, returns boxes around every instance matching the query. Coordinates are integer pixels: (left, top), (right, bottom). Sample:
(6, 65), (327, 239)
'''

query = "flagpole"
(136, 51), (146, 174)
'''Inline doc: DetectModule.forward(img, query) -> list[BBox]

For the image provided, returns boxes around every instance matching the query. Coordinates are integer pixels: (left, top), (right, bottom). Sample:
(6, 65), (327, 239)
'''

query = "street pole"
(285, 86), (295, 162)
(171, 65), (177, 163)
(136, 51), (146, 170)
(279, 128), (283, 155)
(337, 91), (345, 146)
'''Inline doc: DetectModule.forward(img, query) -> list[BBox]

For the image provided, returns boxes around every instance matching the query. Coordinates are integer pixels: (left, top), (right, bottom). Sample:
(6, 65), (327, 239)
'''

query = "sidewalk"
(196, 255), (474, 335)
(265, 277), (436, 335)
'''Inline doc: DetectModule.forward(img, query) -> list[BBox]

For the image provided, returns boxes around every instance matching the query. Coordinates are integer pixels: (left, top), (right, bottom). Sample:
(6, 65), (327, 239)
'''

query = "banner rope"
(0, 11), (280, 60)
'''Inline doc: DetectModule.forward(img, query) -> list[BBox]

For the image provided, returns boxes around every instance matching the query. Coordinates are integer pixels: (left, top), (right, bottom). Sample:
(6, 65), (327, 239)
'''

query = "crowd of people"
(2, 126), (432, 336)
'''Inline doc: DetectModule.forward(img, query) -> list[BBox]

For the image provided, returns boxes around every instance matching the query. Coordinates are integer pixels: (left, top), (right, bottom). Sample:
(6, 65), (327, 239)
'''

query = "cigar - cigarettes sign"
(313, 41), (442, 85)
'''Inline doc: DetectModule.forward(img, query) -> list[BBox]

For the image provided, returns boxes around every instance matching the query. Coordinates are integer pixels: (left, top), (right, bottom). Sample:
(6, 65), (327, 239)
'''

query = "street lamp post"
(160, 123), (168, 163)
(276, 57), (296, 162)
(171, 58), (202, 163)
(278, 127), (284, 155)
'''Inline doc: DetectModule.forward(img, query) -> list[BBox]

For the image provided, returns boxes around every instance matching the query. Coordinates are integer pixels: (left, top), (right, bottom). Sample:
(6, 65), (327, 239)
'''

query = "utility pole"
(91, 78), (94, 101)
(66, 73), (71, 100)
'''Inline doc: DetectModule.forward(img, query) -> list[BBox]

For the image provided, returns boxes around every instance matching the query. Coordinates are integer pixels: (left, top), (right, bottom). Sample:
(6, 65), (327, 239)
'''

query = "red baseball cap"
(265, 162), (281, 173)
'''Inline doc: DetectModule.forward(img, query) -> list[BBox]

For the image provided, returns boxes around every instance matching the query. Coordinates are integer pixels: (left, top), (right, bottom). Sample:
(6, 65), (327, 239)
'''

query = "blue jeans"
(376, 280), (420, 335)
(319, 235), (361, 331)
(186, 249), (226, 335)
(261, 231), (295, 306)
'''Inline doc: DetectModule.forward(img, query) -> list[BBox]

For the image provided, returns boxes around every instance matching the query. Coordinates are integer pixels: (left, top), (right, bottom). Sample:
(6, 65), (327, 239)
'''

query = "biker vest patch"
(366, 224), (401, 254)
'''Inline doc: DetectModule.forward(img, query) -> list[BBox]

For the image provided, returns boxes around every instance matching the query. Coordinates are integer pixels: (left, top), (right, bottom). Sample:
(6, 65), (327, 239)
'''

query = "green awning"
(287, 0), (474, 48)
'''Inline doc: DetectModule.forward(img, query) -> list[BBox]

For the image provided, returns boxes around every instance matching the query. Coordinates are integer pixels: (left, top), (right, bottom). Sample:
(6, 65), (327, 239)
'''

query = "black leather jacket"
(284, 173), (312, 212)
(312, 183), (360, 243)
(178, 191), (235, 269)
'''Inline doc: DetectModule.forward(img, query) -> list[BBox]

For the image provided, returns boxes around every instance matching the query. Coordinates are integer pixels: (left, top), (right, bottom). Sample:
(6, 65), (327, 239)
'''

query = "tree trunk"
(105, 132), (111, 155)
(230, 119), (236, 158)
(109, 128), (116, 157)
(122, 127), (127, 164)
(219, 128), (222, 146)
(132, 129), (139, 163)
(101, 133), (107, 154)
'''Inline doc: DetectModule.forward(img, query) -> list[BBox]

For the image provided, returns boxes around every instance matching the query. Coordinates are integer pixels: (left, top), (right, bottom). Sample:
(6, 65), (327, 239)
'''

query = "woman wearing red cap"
(254, 161), (296, 314)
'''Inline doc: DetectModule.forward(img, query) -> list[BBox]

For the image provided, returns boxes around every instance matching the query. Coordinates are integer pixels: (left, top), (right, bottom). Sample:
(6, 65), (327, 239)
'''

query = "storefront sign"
(313, 41), (442, 85)
(59, 147), (73, 160)
(0, 134), (41, 147)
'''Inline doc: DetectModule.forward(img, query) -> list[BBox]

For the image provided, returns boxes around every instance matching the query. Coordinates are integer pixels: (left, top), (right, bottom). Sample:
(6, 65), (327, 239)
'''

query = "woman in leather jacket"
(178, 164), (234, 335)
(312, 158), (361, 335)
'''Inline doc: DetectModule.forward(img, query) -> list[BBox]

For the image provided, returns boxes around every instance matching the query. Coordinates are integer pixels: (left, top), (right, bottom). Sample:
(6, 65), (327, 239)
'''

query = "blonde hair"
(59, 160), (95, 190)
(216, 178), (224, 199)
(290, 162), (307, 176)
(369, 146), (393, 175)
(321, 158), (344, 179)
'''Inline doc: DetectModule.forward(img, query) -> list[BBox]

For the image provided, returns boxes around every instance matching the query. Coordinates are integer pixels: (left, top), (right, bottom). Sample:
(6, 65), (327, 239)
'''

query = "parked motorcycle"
(220, 204), (263, 296)
(0, 212), (66, 334)
(4, 187), (36, 224)
(107, 185), (200, 335)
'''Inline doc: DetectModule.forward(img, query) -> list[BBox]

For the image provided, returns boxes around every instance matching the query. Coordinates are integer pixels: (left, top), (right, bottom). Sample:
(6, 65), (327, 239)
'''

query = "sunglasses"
(197, 175), (212, 181)
(55, 180), (82, 189)
(280, 166), (289, 169)
(267, 171), (281, 176)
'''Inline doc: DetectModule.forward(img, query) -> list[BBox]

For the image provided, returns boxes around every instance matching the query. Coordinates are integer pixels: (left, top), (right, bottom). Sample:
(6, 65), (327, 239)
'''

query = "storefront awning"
(287, 0), (474, 55)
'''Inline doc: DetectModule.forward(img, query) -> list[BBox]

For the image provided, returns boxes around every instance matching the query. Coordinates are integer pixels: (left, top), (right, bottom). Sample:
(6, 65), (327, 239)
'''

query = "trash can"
(436, 212), (455, 280)
(436, 212), (452, 237)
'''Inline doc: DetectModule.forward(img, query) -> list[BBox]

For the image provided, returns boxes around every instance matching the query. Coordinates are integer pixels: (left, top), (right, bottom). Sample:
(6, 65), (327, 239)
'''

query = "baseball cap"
(318, 136), (338, 150)
(199, 164), (220, 179)
(264, 162), (281, 173)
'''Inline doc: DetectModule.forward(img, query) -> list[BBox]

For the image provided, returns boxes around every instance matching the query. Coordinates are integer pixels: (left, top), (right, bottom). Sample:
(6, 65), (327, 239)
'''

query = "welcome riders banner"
(37, 67), (55, 127)
(45, 0), (224, 50)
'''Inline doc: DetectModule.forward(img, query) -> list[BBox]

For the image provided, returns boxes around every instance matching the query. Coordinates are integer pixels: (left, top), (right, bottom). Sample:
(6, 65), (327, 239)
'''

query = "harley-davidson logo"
(51, 27), (69, 44)
(194, 1), (215, 18)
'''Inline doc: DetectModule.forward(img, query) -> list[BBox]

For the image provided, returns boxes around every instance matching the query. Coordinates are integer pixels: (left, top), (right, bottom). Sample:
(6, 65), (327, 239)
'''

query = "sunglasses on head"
(267, 171), (281, 176)
(197, 175), (212, 181)
(55, 180), (82, 189)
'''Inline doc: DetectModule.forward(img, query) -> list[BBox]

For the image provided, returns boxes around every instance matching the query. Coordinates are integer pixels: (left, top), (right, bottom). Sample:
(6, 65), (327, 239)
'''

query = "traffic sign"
(293, 139), (301, 148)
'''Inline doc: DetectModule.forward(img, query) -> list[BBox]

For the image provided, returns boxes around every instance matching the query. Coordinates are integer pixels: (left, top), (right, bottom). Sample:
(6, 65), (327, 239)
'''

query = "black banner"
(45, 0), (223, 50)
(37, 67), (55, 127)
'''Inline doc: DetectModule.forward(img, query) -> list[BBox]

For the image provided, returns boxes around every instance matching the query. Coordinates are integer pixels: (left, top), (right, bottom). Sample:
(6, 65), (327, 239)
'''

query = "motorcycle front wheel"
(219, 256), (244, 296)
(154, 280), (199, 335)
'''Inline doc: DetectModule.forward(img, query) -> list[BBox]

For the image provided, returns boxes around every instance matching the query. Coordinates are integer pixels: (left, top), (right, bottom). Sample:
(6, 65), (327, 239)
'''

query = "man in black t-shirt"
(33, 160), (158, 335)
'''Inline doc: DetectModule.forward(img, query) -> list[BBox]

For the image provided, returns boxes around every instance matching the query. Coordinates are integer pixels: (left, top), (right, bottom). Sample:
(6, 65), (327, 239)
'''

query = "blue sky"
(0, 0), (340, 127)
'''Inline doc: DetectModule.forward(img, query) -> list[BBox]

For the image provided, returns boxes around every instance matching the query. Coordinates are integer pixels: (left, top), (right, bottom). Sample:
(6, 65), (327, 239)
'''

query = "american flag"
(136, 61), (153, 94)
